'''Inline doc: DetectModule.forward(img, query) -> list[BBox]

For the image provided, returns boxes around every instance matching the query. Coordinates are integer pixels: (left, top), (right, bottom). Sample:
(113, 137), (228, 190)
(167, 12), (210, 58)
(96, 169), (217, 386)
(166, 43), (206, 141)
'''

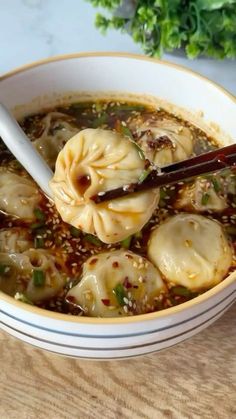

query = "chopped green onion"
(95, 102), (103, 112)
(121, 236), (132, 249)
(84, 234), (102, 246)
(92, 113), (108, 128)
(33, 269), (46, 287)
(14, 292), (33, 305)
(201, 193), (210, 206)
(121, 126), (133, 139)
(30, 222), (45, 230)
(134, 231), (142, 239)
(113, 283), (127, 306)
(70, 226), (80, 238)
(0, 264), (9, 275)
(171, 286), (191, 297)
(34, 237), (45, 249)
(133, 142), (145, 160)
(211, 178), (221, 193)
(34, 208), (46, 222)
(138, 169), (151, 183)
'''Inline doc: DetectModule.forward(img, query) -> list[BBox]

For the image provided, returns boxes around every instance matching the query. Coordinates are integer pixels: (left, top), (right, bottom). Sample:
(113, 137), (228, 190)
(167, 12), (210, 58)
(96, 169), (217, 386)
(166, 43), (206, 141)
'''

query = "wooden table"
(1, 304), (235, 419)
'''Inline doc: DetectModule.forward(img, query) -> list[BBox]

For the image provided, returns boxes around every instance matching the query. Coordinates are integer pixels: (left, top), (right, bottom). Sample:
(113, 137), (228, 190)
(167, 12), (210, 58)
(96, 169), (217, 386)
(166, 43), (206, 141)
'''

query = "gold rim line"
(0, 51), (235, 325)
(1, 51), (236, 102)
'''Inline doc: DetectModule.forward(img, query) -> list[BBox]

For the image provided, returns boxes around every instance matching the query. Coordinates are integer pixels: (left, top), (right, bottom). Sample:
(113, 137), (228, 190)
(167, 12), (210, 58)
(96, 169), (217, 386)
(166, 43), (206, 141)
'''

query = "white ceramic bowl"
(0, 53), (235, 360)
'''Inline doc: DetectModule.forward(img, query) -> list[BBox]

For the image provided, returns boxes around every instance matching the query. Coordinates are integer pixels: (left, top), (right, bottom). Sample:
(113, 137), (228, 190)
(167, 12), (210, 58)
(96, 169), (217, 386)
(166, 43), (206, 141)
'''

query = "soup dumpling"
(134, 119), (193, 166)
(148, 213), (232, 291)
(50, 129), (159, 243)
(0, 228), (33, 253)
(0, 249), (67, 302)
(33, 112), (79, 169)
(0, 170), (40, 220)
(66, 250), (166, 317)
(175, 177), (227, 212)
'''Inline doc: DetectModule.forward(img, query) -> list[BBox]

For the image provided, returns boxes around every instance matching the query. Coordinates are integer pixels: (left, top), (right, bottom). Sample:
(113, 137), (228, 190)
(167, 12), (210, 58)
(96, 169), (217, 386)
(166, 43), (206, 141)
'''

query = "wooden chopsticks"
(91, 143), (236, 203)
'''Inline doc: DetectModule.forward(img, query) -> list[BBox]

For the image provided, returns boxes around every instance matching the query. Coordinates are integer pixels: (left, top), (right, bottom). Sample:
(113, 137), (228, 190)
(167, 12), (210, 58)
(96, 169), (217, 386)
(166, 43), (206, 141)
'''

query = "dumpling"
(175, 177), (227, 212)
(134, 119), (193, 166)
(66, 250), (166, 317)
(33, 112), (79, 169)
(50, 129), (159, 244)
(0, 228), (33, 253)
(0, 249), (66, 302)
(148, 213), (232, 291)
(0, 170), (40, 220)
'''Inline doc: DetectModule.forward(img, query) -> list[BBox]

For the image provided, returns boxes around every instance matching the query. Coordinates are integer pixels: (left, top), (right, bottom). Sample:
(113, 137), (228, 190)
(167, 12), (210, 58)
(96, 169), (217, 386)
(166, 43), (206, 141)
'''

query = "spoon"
(0, 103), (53, 198)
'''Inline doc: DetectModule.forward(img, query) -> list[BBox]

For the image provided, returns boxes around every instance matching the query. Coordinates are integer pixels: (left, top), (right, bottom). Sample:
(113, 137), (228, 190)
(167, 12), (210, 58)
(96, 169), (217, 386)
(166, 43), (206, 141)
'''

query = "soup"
(0, 99), (235, 317)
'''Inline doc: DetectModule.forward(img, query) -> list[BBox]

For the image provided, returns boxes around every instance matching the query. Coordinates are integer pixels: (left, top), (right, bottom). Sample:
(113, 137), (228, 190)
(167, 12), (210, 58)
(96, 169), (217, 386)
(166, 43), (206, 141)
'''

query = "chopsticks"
(91, 143), (236, 203)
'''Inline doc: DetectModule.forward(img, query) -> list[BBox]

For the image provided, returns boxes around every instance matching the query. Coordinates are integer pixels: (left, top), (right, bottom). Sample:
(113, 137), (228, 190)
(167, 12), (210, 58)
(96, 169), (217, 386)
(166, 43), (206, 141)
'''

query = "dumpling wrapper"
(134, 119), (193, 166)
(50, 129), (159, 244)
(148, 213), (232, 291)
(0, 170), (40, 220)
(0, 228), (33, 253)
(175, 177), (227, 212)
(66, 250), (166, 317)
(0, 249), (66, 302)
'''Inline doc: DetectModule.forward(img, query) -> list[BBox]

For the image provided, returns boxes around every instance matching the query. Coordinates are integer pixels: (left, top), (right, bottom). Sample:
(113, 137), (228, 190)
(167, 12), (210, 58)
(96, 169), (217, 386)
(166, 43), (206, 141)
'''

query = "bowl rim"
(0, 51), (235, 325)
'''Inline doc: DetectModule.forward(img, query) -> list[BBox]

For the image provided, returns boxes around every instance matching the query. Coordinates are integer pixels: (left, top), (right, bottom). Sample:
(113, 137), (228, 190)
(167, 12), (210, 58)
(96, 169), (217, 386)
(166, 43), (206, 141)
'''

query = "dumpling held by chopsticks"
(50, 129), (159, 243)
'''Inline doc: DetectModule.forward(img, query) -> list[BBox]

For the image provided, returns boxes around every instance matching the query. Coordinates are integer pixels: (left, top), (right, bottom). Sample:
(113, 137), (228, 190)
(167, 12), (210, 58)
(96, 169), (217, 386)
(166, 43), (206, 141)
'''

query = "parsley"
(87, 0), (236, 59)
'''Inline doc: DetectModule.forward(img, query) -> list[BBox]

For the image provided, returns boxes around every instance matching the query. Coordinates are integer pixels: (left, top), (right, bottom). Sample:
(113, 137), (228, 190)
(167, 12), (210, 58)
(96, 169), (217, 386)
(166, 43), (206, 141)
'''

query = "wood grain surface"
(1, 304), (236, 419)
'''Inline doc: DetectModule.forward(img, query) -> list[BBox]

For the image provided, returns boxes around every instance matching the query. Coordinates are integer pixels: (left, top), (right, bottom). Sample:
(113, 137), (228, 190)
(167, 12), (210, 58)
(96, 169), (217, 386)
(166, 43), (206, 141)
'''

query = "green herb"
(88, 0), (236, 59)
(30, 222), (45, 230)
(0, 264), (9, 275)
(14, 292), (34, 305)
(134, 231), (142, 239)
(171, 286), (192, 297)
(95, 102), (103, 112)
(34, 207), (46, 222)
(133, 142), (145, 160)
(121, 125), (133, 139)
(113, 283), (127, 306)
(138, 169), (151, 183)
(70, 226), (80, 238)
(84, 234), (102, 246)
(211, 177), (221, 192)
(33, 269), (46, 287)
(201, 193), (210, 205)
(92, 113), (108, 128)
(121, 235), (132, 249)
(34, 237), (45, 248)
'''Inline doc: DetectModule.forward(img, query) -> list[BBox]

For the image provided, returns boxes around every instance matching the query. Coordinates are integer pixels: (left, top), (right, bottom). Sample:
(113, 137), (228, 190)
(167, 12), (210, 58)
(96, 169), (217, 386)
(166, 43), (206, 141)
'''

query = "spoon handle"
(0, 103), (53, 198)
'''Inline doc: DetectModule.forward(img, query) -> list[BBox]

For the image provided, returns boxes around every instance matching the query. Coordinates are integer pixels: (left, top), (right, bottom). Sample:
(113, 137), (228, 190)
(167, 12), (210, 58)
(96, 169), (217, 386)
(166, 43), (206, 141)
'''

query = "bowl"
(0, 52), (235, 360)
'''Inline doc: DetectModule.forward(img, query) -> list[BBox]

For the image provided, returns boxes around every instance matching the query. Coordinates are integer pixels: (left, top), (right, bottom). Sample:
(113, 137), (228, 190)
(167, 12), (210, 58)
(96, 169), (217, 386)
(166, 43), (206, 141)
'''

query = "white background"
(0, 0), (235, 95)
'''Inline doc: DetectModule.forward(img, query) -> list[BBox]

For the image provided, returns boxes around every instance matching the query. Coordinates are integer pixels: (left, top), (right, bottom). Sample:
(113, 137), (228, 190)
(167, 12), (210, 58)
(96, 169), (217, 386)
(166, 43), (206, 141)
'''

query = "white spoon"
(0, 103), (53, 198)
